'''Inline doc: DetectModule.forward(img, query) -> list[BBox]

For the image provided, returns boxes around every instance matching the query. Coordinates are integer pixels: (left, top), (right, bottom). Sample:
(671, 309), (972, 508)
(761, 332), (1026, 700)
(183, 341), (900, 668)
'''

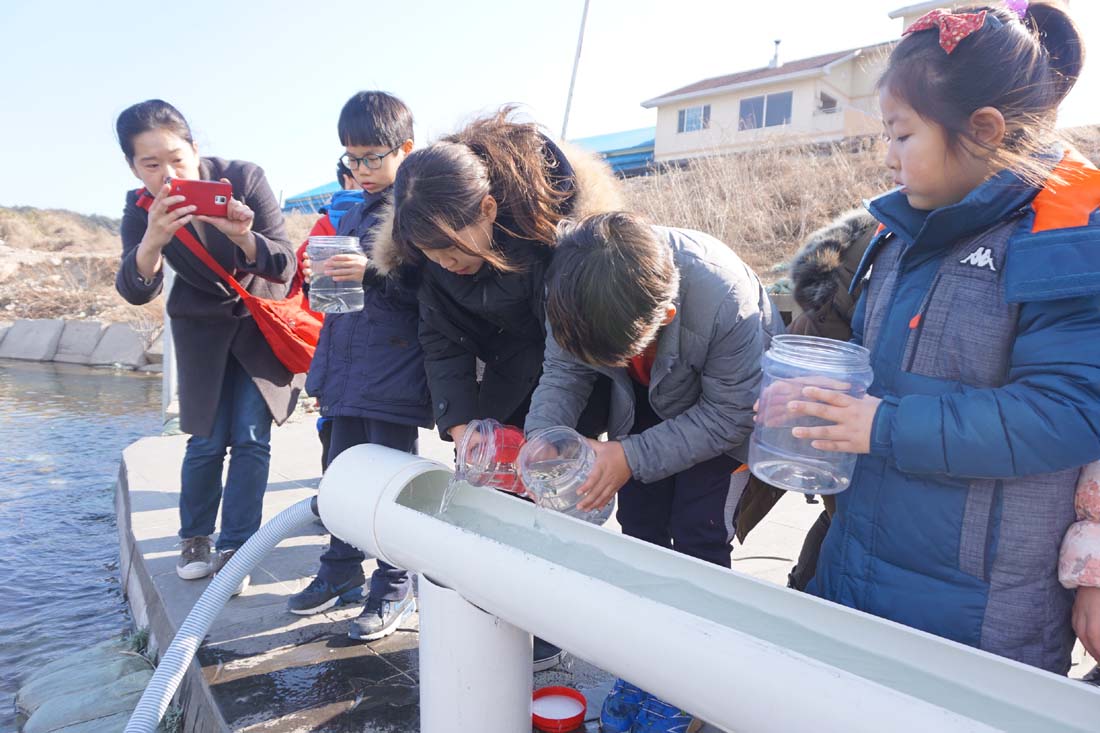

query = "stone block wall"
(0, 318), (160, 371)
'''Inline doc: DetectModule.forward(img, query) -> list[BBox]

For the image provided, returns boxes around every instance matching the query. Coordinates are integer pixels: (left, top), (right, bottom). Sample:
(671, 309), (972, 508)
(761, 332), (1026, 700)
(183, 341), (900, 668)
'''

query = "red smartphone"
(167, 178), (233, 218)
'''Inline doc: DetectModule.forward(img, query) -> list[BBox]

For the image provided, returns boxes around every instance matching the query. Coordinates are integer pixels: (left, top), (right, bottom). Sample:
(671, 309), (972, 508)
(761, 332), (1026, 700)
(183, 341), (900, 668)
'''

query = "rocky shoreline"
(0, 318), (162, 372)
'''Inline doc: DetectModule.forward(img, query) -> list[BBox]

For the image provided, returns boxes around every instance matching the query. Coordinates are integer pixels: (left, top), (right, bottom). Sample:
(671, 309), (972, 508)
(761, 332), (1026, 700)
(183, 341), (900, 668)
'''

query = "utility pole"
(561, 0), (591, 141)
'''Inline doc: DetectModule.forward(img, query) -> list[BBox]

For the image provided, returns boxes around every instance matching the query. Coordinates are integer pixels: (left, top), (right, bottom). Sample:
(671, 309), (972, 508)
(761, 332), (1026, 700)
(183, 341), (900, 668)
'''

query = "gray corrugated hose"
(125, 497), (319, 733)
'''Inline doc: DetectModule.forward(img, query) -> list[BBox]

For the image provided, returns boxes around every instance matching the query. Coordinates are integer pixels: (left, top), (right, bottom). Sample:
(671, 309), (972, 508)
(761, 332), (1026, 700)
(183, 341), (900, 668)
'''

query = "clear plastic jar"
(455, 418), (528, 496)
(519, 427), (612, 525)
(748, 334), (873, 495)
(306, 236), (365, 314)
(439, 418), (529, 515)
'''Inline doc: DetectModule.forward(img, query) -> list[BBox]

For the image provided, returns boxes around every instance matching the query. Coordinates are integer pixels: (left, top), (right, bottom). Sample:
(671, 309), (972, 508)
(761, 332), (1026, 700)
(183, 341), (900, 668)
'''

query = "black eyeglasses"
(340, 145), (403, 170)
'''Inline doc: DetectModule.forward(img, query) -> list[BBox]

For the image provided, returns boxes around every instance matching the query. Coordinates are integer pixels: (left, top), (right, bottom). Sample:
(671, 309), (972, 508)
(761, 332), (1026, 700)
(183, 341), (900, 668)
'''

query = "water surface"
(0, 359), (160, 730)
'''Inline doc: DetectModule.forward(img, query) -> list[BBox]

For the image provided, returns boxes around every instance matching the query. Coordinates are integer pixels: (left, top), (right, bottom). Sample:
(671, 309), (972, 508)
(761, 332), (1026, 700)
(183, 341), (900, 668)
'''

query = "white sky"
(0, 0), (1096, 216)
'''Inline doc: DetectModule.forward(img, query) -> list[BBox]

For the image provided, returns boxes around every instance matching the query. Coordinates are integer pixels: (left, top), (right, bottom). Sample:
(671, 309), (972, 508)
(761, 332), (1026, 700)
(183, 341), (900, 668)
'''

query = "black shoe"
(348, 592), (416, 641)
(533, 637), (566, 672)
(1083, 664), (1100, 686)
(287, 573), (366, 615)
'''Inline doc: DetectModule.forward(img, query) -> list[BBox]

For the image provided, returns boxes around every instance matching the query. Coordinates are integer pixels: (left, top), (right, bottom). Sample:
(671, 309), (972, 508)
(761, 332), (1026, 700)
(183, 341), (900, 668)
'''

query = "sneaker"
(212, 548), (249, 596)
(631, 695), (696, 733)
(287, 574), (366, 616)
(533, 637), (566, 672)
(599, 678), (647, 732)
(1083, 664), (1100, 686)
(176, 536), (214, 580)
(348, 592), (416, 641)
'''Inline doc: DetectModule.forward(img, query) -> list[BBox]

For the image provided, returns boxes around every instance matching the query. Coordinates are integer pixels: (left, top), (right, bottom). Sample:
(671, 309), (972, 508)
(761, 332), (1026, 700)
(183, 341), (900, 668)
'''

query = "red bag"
(136, 191), (322, 374)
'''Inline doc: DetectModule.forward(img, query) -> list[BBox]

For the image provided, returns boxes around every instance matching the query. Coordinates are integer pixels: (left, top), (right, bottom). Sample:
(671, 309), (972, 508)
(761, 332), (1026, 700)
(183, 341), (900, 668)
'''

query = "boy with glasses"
(288, 91), (432, 643)
(293, 160), (364, 468)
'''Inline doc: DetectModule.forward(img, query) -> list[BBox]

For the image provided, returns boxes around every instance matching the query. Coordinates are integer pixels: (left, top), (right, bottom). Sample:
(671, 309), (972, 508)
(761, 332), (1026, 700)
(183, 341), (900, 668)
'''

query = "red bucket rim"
(532, 685), (587, 732)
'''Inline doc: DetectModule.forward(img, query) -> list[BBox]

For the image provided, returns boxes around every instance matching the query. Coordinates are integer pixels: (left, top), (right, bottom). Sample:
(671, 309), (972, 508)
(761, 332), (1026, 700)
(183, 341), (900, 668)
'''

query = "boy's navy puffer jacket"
(305, 190), (432, 427)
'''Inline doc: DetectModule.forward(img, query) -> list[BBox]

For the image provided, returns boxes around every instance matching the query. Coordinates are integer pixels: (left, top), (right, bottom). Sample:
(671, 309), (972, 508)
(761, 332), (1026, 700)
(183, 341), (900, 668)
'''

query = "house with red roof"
(640, 1), (965, 164)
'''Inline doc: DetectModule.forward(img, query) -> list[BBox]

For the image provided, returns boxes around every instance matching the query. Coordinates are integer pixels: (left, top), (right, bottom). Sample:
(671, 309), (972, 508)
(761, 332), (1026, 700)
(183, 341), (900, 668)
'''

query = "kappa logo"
(959, 246), (997, 271)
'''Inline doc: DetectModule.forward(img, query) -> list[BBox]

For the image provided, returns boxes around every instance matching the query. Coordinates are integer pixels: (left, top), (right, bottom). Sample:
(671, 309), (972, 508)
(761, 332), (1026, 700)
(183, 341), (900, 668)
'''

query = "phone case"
(167, 179), (233, 218)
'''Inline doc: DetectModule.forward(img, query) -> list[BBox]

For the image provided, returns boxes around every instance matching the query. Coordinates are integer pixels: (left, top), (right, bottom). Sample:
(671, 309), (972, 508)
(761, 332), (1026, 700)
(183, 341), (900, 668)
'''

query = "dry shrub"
(627, 126), (1100, 280)
(0, 251), (162, 327)
(284, 212), (317, 246)
(626, 140), (890, 279)
(61, 256), (117, 290)
(0, 207), (120, 253)
(1, 283), (163, 328)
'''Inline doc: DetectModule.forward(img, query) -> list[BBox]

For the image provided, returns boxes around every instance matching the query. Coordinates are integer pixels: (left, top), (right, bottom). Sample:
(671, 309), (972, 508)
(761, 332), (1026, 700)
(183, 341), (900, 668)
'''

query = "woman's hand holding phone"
(196, 178), (258, 261)
(142, 181), (196, 250)
(135, 181), (195, 281)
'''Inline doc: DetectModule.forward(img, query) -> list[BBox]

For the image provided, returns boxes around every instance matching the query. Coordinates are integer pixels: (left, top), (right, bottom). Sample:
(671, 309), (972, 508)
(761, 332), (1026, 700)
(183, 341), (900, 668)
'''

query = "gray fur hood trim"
(789, 208), (878, 312)
(366, 139), (625, 277)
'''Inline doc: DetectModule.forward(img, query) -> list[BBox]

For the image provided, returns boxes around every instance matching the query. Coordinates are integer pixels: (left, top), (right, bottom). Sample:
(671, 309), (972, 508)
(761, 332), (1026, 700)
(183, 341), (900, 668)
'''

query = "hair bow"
(904, 8), (989, 54)
(1005, 0), (1029, 21)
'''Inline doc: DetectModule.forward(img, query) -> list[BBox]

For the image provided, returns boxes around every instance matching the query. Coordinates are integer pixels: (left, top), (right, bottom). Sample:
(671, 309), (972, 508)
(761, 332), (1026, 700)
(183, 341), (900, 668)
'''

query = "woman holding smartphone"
(114, 99), (301, 591)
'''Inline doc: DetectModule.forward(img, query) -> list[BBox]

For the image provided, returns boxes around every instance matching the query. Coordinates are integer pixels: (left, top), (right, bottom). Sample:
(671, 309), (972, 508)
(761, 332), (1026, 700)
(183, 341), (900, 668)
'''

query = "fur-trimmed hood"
(789, 208), (878, 313)
(366, 139), (625, 277)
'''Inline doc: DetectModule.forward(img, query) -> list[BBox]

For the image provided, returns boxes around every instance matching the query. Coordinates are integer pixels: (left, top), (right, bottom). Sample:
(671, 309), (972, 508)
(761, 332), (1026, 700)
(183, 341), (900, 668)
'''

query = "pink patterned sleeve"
(1059, 461), (1100, 589)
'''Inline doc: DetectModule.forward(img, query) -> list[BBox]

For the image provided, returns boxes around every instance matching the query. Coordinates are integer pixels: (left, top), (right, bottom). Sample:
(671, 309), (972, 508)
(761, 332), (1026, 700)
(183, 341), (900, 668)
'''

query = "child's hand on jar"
(1073, 586), (1100, 662)
(788, 387), (882, 454)
(755, 376), (852, 428)
(575, 440), (631, 511)
(300, 252), (313, 283)
(324, 253), (369, 282)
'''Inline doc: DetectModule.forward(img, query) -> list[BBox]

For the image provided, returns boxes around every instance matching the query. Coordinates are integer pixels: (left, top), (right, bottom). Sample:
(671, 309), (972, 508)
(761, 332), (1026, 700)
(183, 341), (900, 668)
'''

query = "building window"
(739, 91), (794, 130)
(677, 104), (711, 133)
(738, 96), (765, 131)
(819, 92), (839, 114)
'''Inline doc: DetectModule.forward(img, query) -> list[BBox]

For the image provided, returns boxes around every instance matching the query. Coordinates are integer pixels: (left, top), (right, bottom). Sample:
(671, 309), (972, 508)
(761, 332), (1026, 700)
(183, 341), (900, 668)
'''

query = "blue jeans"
(318, 416), (417, 601)
(179, 356), (273, 551)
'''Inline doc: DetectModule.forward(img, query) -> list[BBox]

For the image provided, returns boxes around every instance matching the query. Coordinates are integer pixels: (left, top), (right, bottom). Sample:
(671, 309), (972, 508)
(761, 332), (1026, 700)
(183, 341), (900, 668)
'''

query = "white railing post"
(160, 265), (179, 431)
(418, 576), (532, 733)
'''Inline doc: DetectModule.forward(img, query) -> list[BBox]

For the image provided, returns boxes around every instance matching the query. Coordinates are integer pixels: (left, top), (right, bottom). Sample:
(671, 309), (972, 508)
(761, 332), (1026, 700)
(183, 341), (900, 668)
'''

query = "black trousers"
(616, 381), (741, 568)
(317, 416), (418, 601)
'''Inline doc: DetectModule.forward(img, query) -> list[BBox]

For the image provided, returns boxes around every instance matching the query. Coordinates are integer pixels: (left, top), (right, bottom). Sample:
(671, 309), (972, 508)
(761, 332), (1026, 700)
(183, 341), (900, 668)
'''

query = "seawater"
(1, 360), (160, 730)
(308, 278), (364, 314)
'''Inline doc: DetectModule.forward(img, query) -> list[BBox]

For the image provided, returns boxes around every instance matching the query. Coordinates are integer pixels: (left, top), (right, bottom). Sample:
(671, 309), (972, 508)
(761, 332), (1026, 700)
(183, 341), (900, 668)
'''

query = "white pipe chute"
(320, 444), (1100, 733)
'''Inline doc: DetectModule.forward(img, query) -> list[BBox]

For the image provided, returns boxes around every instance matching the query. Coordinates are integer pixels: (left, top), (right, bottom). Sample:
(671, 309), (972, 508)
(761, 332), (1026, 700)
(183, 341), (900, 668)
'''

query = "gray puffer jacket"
(525, 226), (783, 482)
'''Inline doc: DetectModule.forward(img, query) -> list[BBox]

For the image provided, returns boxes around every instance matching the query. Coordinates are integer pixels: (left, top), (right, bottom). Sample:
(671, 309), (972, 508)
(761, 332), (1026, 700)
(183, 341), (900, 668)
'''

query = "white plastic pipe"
(319, 445), (1100, 733)
(419, 576), (532, 731)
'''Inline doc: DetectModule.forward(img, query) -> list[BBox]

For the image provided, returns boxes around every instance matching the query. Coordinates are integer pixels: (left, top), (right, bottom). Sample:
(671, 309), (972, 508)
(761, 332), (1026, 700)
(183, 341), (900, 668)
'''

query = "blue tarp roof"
(571, 127), (655, 176)
(286, 180), (341, 203)
(290, 178), (341, 198)
(571, 127), (655, 154)
(283, 181), (342, 214)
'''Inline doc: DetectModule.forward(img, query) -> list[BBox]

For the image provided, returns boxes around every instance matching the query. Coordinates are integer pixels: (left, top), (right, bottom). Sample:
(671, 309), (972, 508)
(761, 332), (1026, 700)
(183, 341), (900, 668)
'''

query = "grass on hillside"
(3, 126), (1099, 323)
(0, 206), (121, 253)
(626, 140), (890, 278)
